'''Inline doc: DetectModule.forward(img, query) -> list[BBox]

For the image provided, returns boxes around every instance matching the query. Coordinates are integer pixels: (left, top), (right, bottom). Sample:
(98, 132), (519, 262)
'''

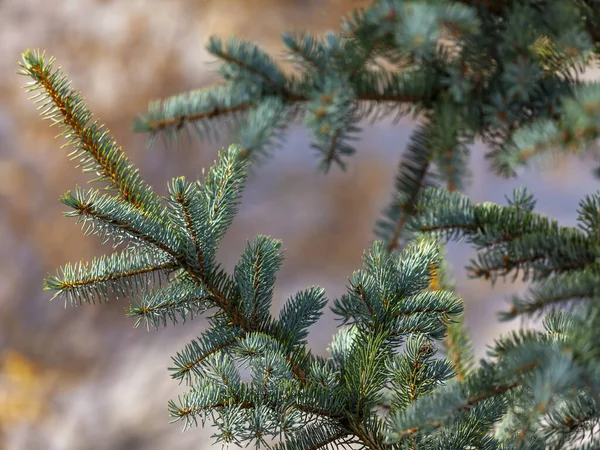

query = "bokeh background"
(0, 1), (598, 448)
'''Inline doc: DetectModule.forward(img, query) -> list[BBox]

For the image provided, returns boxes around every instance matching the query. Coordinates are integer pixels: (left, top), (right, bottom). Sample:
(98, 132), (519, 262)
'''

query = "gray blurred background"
(0, 1), (598, 448)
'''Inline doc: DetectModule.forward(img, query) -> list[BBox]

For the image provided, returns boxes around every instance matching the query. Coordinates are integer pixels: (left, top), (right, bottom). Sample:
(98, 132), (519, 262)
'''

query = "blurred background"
(0, 0), (598, 448)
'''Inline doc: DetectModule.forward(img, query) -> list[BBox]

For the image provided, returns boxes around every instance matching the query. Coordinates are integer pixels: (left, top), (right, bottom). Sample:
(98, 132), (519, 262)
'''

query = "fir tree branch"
(394, 292), (462, 317)
(24, 2), (600, 446)
(162, 149), (260, 334)
(172, 332), (244, 382)
(457, 0), (600, 52)
(388, 335), (454, 414)
(385, 159), (430, 253)
(304, 72), (362, 172)
(171, 367), (346, 432)
(293, 404), (344, 420)
(410, 188), (598, 284)
(44, 249), (177, 304)
(20, 53), (325, 396)
(282, 32), (327, 73)
(272, 422), (351, 450)
(146, 101), (256, 132)
(391, 290), (463, 341)
(169, 177), (212, 277)
(443, 317), (475, 382)
(19, 50), (161, 215)
(347, 418), (389, 450)
(501, 267), (600, 320)
(61, 186), (180, 254)
(354, 283), (377, 323)
(495, 82), (600, 177)
(234, 236), (283, 330)
(304, 430), (352, 450)
(172, 181), (207, 274)
(390, 379), (522, 441)
(127, 273), (213, 329)
(278, 287), (328, 347)
(409, 342), (435, 406)
(129, 292), (212, 328)
(235, 97), (292, 163)
(542, 395), (599, 446)
(375, 121), (436, 253)
(207, 36), (290, 96)
(139, 92), (420, 136)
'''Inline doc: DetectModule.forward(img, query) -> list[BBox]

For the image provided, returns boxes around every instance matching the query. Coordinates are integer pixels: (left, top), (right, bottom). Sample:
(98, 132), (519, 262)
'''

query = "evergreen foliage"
(19, 0), (600, 448)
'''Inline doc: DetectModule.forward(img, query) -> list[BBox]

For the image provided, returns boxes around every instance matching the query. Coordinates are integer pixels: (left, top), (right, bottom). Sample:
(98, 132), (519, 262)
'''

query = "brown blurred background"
(0, 1), (598, 448)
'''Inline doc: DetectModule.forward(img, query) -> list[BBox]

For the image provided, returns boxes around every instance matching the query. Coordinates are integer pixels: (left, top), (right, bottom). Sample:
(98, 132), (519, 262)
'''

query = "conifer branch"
(139, 87), (420, 137)
(347, 420), (388, 450)
(282, 32), (327, 73)
(235, 236), (283, 330)
(235, 97), (292, 163)
(176, 192), (206, 273)
(500, 267), (600, 320)
(19, 50), (160, 215)
(166, 177), (212, 274)
(207, 36), (289, 95)
(443, 317), (475, 382)
(376, 121), (436, 253)
(496, 117), (600, 178)
(410, 188), (599, 285)
(304, 430), (351, 450)
(146, 102), (256, 132)
(171, 330), (244, 382)
(127, 273), (213, 329)
(390, 379), (522, 440)
(23, 1), (600, 447)
(44, 249), (177, 304)
(272, 423), (351, 450)
(130, 292), (212, 328)
(278, 287), (328, 347)
(60, 187), (179, 254)
(293, 404), (345, 420)
(171, 362), (346, 430)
